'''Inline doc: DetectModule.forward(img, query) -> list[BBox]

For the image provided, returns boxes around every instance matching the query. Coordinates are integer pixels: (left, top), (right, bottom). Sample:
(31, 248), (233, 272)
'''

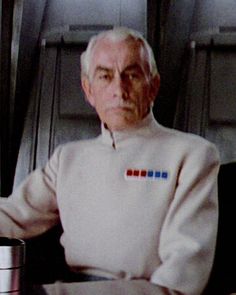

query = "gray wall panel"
(59, 47), (95, 117)
(210, 50), (236, 122)
(42, 0), (120, 34)
(42, 0), (146, 36)
(121, 0), (147, 36)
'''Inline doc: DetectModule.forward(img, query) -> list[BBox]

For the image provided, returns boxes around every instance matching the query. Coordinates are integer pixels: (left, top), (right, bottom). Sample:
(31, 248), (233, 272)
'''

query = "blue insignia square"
(148, 170), (154, 177)
(162, 171), (168, 179)
(155, 171), (161, 178)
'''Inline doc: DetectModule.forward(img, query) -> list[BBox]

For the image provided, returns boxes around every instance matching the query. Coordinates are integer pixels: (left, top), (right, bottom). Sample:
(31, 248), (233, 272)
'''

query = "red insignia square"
(140, 170), (147, 177)
(126, 169), (133, 176)
(133, 170), (139, 177)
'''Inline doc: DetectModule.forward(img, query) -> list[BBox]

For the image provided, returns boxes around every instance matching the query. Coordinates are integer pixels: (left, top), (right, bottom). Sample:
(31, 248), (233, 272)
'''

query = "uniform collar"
(101, 111), (158, 149)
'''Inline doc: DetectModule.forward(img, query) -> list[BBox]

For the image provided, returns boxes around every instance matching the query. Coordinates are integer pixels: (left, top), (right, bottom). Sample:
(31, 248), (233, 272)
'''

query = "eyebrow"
(123, 63), (144, 72)
(94, 63), (143, 74)
(94, 66), (112, 74)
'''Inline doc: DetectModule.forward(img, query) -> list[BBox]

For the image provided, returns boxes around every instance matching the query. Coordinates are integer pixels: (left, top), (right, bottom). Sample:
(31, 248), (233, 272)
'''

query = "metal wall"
(173, 0), (236, 163)
(41, 0), (147, 36)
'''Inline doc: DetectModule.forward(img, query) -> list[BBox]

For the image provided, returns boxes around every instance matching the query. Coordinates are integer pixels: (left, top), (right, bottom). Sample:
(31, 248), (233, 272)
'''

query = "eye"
(98, 73), (112, 82)
(123, 71), (140, 81)
(128, 73), (138, 80)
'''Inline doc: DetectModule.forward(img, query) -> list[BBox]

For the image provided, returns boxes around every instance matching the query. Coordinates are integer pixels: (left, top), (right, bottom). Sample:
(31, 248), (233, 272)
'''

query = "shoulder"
(51, 136), (100, 158)
(62, 137), (98, 149)
(153, 123), (219, 162)
(158, 123), (216, 148)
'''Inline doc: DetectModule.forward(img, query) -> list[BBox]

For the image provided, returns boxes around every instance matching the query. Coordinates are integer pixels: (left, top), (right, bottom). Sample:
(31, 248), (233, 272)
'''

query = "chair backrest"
(14, 30), (102, 189)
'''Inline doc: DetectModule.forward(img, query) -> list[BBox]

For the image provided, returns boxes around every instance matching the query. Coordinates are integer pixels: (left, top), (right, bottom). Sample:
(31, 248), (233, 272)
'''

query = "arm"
(151, 141), (220, 295)
(0, 146), (62, 239)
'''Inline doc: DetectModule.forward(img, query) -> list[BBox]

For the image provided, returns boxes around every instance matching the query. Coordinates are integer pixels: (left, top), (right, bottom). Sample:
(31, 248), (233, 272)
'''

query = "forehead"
(90, 37), (148, 72)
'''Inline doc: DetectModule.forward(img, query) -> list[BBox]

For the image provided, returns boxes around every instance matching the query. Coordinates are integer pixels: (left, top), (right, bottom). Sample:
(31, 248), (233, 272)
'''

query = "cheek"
(92, 84), (110, 100)
(90, 89), (109, 115)
(133, 85), (152, 114)
(90, 86), (105, 105)
(132, 83), (150, 102)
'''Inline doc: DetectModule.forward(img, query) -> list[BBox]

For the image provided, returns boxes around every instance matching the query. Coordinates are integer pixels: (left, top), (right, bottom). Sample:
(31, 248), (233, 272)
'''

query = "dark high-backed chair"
(13, 30), (102, 284)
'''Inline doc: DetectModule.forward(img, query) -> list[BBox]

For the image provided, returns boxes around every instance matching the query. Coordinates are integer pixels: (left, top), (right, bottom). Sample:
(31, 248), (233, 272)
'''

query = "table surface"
(25, 280), (173, 295)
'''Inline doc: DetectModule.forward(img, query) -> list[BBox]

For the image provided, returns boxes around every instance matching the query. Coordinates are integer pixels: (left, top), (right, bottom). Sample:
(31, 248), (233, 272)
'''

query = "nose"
(112, 75), (128, 100)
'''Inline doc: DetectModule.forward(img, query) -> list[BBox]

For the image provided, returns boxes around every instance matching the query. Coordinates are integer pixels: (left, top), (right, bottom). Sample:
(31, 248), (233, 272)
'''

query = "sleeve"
(150, 141), (220, 295)
(0, 146), (63, 239)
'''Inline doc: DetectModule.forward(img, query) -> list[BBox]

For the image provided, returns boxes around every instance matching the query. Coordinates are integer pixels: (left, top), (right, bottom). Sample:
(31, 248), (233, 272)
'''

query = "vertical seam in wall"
(144, 0), (147, 38)
(10, 0), (24, 136)
(119, 0), (122, 26)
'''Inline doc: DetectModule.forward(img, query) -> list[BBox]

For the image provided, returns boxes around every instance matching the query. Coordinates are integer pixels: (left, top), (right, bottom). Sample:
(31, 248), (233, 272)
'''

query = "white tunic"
(0, 113), (219, 295)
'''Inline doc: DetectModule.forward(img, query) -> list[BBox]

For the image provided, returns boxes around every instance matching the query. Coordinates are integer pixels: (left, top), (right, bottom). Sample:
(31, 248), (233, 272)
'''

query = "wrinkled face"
(82, 37), (160, 131)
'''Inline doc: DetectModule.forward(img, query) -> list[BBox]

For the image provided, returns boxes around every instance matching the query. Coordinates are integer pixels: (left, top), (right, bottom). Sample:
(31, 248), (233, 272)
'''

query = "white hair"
(80, 27), (159, 79)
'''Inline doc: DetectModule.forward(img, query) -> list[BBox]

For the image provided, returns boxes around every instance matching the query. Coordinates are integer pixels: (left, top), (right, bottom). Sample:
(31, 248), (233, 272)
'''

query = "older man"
(0, 27), (219, 295)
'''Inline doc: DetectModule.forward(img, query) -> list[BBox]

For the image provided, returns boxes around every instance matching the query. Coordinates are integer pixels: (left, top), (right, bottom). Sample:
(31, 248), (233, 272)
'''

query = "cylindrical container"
(0, 237), (25, 294)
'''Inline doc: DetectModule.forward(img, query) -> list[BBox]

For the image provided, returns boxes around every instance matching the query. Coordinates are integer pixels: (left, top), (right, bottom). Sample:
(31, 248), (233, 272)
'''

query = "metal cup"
(0, 237), (25, 294)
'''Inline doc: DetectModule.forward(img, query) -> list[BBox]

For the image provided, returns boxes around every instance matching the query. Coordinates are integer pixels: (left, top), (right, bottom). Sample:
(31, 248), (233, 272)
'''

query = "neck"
(104, 110), (151, 133)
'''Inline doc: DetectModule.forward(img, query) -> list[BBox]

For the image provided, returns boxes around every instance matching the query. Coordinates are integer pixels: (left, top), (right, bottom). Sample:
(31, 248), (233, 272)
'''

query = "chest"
(56, 144), (180, 222)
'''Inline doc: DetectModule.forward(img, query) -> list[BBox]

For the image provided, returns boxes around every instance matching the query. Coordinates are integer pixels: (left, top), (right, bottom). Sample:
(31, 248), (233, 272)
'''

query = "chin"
(103, 113), (138, 131)
(107, 120), (137, 131)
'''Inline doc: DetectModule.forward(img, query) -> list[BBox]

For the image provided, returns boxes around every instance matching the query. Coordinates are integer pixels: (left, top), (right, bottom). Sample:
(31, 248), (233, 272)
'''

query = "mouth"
(105, 107), (134, 117)
(106, 103), (135, 113)
(111, 106), (133, 111)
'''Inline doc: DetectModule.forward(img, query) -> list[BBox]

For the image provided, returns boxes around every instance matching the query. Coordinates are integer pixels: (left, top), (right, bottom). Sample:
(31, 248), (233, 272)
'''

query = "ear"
(81, 77), (95, 107)
(149, 74), (160, 103)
